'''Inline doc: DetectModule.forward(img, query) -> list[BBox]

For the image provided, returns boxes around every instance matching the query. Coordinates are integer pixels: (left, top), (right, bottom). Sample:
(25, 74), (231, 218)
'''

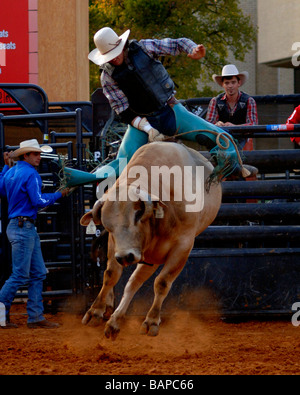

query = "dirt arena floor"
(0, 302), (299, 376)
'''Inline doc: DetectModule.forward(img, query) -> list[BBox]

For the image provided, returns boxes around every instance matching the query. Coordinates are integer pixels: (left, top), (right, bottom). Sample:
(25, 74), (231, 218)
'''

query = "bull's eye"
(134, 209), (144, 223)
(134, 201), (145, 223)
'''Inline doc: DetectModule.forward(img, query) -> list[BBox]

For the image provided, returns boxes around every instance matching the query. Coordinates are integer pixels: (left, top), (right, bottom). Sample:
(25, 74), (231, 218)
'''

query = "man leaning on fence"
(206, 64), (258, 150)
(0, 139), (69, 329)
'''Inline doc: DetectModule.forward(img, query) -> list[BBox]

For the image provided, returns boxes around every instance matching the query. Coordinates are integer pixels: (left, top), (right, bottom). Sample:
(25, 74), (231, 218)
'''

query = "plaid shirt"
(100, 38), (197, 115)
(206, 92), (258, 126)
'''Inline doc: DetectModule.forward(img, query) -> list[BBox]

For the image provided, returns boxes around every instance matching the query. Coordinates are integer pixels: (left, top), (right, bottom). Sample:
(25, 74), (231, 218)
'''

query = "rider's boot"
(61, 125), (148, 188)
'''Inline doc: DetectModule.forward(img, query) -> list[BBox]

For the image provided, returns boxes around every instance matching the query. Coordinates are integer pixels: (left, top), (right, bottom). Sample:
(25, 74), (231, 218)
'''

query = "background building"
(257, 0), (299, 95)
(0, 1), (299, 105)
(208, 0), (298, 97)
(0, 0), (89, 102)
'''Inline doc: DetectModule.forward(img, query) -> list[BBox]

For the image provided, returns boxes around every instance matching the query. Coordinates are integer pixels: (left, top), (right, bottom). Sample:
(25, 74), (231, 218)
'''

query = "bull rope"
(56, 128), (248, 191)
(163, 129), (243, 166)
(163, 129), (250, 179)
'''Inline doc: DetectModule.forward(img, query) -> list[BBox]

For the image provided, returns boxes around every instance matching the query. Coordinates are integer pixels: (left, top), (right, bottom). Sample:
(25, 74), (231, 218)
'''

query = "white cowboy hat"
(88, 27), (131, 66)
(12, 139), (53, 158)
(212, 64), (249, 87)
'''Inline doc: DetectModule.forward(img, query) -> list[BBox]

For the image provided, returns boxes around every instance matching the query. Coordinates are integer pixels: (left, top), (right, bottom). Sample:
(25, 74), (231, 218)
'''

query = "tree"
(89, 0), (257, 98)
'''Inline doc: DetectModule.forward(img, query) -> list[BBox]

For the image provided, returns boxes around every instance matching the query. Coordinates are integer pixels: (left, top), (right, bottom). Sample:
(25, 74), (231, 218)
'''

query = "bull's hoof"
(139, 321), (148, 335)
(148, 324), (159, 337)
(104, 323), (120, 340)
(81, 308), (103, 325)
(82, 311), (92, 325)
(140, 321), (159, 337)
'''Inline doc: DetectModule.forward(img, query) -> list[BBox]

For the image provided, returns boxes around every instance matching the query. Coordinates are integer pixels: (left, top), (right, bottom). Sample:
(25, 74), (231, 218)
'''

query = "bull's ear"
(92, 199), (104, 225)
(80, 211), (93, 226)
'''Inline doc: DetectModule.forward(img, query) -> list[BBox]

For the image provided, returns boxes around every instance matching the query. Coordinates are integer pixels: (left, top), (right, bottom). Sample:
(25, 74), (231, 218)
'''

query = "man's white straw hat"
(212, 64), (249, 87)
(12, 139), (53, 158)
(88, 27), (130, 66)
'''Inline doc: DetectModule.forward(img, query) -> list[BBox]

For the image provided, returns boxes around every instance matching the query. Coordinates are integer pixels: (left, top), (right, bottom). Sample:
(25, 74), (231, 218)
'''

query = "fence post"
(75, 108), (83, 169)
(74, 108), (87, 294)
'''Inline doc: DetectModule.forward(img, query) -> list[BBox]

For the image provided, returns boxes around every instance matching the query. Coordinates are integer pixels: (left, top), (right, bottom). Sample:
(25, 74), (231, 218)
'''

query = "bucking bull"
(80, 142), (222, 339)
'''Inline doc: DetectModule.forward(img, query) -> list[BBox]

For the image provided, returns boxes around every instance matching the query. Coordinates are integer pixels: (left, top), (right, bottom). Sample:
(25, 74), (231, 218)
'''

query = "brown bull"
(80, 142), (222, 339)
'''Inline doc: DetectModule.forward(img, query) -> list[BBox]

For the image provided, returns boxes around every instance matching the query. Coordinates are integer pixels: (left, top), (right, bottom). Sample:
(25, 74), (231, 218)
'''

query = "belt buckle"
(17, 216), (34, 226)
(18, 217), (24, 228)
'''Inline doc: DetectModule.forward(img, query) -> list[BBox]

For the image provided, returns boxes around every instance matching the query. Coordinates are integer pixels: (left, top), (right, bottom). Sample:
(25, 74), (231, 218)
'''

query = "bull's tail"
(205, 150), (240, 190)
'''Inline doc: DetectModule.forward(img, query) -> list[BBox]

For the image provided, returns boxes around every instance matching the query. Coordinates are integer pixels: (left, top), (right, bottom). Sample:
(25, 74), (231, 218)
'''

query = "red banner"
(0, 0), (29, 103)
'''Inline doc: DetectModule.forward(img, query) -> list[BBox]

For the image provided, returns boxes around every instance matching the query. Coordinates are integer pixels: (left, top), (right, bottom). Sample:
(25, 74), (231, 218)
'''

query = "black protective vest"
(216, 92), (250, 124)
(103, 40), (175, 115)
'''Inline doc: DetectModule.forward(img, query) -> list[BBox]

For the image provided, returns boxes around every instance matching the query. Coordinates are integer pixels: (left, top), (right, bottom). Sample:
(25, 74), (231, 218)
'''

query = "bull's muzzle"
(115, 250), (141, 266)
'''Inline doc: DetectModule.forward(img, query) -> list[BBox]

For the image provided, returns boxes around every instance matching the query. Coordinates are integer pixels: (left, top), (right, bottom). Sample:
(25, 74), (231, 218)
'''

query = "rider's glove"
(131, 117), (165, 143)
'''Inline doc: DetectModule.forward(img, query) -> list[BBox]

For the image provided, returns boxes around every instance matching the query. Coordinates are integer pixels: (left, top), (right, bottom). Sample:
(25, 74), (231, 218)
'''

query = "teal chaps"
(63, 103), (241, 187)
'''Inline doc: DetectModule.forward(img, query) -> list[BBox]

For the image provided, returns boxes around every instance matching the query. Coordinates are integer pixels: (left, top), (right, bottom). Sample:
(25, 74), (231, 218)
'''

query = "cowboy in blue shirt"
(0, 139), (69, 329)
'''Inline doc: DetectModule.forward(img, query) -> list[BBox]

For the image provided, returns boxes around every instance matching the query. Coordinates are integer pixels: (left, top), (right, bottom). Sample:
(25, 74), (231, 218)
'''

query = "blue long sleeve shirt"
(0, 161), (62, 219)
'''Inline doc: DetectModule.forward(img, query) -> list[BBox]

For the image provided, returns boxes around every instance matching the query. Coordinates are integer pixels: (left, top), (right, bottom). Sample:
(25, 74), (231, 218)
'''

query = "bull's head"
(80, 186), (165, 267)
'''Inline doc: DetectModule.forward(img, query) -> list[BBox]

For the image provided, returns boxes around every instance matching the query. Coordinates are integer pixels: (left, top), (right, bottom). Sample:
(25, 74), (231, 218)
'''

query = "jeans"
(0, 218), (47, 323)
(147, 104), (177, 136)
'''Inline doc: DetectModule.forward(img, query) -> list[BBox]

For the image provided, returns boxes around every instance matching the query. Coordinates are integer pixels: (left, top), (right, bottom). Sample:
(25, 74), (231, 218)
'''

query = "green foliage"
(89, 0), (257, 98)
